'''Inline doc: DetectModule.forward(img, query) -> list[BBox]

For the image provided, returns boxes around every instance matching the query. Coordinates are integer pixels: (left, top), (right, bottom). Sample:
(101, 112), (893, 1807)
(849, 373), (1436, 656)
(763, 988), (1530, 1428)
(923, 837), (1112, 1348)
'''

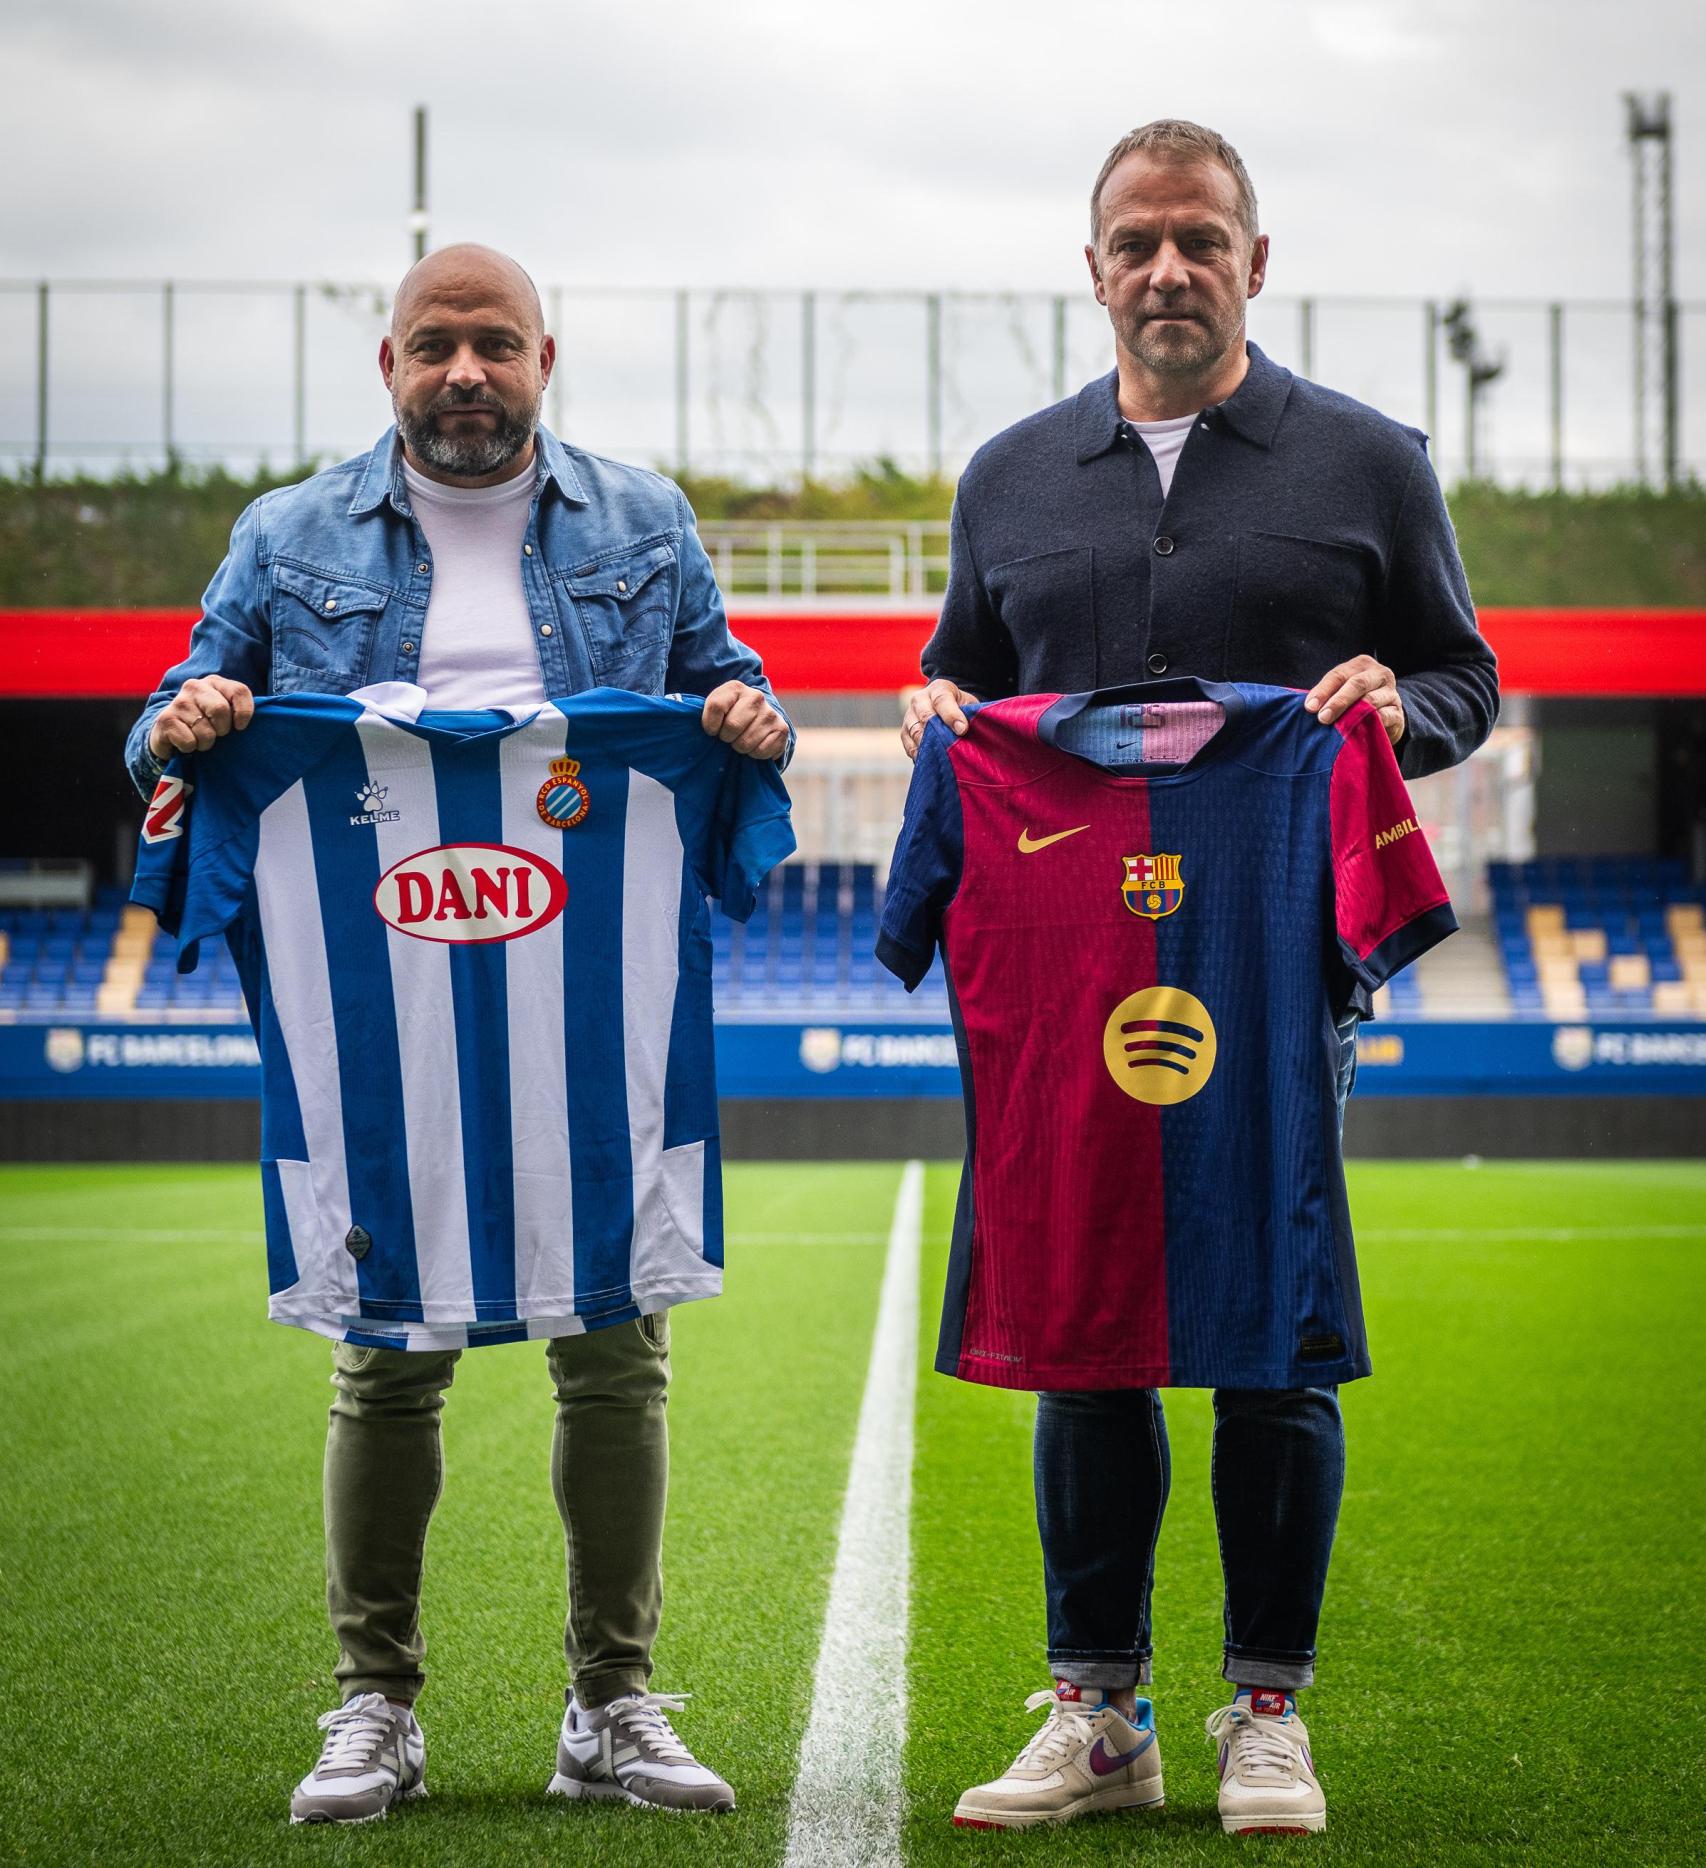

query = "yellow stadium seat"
(1569, 928), (1607, 963)
(1608, 954), (1650, 991)
(1526, 904), (1565, 936)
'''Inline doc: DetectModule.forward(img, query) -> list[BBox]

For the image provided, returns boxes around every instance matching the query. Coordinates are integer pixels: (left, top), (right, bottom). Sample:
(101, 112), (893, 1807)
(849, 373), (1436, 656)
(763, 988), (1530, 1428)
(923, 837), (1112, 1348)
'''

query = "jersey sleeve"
(1329, 703), (1458, 992)
(877, 719), (965, 990)
(127, 696), (359, 970)
(128, 754), (260, 973)
(700, 746), (797, 922)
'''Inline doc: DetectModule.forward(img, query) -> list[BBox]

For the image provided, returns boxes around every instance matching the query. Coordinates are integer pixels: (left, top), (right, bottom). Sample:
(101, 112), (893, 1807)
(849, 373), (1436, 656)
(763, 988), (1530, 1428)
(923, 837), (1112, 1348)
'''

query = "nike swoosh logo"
(1089, 1732), (1157, 1777)
(1017, 824), (1089, 854)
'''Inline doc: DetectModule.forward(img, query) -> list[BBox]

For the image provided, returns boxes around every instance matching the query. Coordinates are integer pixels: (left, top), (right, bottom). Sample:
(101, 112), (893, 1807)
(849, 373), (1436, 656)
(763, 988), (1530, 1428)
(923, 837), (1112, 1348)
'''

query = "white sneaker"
(953, 1683), (1164, 1830)
(1206, 1691), (1326, 1835)
(290, 1692), (427, 1825)
(547, 1692), (735, 1812)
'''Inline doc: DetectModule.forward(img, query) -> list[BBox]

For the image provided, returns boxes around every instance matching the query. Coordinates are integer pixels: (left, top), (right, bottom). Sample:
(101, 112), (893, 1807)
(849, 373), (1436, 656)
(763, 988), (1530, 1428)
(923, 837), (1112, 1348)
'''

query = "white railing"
(702, 521), (949, 598)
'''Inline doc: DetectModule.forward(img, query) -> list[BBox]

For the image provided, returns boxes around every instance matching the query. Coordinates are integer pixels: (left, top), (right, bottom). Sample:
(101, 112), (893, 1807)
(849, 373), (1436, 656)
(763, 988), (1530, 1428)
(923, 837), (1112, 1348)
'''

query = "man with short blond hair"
(903, 122), (1495, 1837)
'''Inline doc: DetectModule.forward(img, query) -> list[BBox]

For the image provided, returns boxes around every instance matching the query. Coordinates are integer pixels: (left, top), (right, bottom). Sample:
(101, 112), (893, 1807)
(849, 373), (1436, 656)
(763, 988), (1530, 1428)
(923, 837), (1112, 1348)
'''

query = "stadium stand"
(1488, 857), (1706, 1020)
(4, 860), (1703, 1024)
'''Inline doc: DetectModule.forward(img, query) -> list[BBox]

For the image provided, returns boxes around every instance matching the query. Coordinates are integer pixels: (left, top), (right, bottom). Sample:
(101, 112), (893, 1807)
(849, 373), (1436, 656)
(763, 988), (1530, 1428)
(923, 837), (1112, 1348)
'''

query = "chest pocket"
(271, 563), (391, 693)
(561, 542), (678, 692)
(985, 547), (1096, 693)
(1227, 533), (1372, 686)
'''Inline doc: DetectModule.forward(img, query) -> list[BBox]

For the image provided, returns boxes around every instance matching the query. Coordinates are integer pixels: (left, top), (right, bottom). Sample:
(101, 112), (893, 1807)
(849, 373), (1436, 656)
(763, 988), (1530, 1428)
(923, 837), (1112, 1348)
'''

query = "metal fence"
(2, 278), (1701, 489)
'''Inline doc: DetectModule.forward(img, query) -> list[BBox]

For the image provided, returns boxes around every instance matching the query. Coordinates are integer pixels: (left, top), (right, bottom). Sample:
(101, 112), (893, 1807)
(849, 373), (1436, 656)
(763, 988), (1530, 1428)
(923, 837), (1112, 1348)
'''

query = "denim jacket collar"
(1072, 341), (1292, 463)
(347, 424), (590, 518)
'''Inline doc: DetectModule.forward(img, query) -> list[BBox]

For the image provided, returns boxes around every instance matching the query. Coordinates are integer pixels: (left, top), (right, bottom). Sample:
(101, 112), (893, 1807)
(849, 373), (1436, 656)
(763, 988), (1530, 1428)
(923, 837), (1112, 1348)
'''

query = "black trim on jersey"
(876, 928), (932, 992)
(1350, 899), (1458, 993)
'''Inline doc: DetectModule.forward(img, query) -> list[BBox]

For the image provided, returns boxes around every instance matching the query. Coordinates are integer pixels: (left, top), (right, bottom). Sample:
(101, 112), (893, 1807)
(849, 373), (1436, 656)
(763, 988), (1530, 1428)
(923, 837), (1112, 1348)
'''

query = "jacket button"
(324, 597), (338, 610)
(1153, 536), (1174, 556)
(416, 562), (429, 574)
(524, 544), (534, 556)
(540, 624), (553, 637)
(617, 579), (628, 593)
(401, 641), (416, 654)
(1147, 652), (1168, 674)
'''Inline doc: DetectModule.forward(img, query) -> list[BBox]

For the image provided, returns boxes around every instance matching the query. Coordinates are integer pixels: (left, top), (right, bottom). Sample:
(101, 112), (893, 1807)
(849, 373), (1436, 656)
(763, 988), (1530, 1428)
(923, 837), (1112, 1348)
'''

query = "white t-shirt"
(403, 460), (549, 712)
(1127, 411), (1201, 499)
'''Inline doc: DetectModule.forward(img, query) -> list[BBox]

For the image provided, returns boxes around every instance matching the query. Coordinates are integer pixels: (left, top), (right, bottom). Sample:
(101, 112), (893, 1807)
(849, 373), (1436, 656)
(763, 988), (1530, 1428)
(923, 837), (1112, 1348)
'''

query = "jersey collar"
(1036, 677), (1249, 778)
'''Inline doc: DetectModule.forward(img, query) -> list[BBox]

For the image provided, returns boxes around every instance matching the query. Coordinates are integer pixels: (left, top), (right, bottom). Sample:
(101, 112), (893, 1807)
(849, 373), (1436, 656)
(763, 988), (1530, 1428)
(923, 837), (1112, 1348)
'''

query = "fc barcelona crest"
(1121, 853), (1184, 920)
(537, 756), (591, 830)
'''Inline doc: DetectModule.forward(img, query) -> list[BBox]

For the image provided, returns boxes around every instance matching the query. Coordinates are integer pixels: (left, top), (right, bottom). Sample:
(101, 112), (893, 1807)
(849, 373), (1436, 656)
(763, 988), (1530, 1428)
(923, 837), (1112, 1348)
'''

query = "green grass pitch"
(1, 1159), (1702, 1865)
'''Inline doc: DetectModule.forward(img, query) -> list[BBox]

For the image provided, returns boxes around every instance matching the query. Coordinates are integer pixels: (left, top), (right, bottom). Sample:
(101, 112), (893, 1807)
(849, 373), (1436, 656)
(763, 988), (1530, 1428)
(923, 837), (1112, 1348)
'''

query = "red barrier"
(1, 606), (1703, 699)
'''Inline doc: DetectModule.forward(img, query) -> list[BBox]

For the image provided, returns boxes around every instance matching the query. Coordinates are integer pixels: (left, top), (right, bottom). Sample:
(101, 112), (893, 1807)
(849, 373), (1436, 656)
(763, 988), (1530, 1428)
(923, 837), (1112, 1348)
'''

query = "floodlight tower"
(1623, 91), (1676, 489)
(1441, 301), (1505, 481)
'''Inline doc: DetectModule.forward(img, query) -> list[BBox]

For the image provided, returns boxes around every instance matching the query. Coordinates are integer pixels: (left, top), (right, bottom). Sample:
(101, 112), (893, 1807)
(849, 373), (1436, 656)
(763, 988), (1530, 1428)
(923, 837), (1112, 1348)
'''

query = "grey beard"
(1125, 319), (1220, 376)
(395, 392), (540, 477)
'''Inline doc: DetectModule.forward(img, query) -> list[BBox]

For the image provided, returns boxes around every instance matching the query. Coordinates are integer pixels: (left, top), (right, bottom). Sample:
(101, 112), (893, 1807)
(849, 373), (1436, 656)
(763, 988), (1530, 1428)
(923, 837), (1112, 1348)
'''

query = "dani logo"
(373, 843), (567, 944)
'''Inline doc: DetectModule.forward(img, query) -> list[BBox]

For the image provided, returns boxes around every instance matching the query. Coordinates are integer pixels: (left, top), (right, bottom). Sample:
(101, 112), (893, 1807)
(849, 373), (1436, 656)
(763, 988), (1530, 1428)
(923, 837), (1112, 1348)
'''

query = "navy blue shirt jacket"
(923, 343), (1497, 780)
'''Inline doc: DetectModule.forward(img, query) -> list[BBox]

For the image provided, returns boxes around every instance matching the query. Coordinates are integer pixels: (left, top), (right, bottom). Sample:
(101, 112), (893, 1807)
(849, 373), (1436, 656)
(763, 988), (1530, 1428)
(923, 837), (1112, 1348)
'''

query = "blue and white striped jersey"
(132, 683), (794, 1350)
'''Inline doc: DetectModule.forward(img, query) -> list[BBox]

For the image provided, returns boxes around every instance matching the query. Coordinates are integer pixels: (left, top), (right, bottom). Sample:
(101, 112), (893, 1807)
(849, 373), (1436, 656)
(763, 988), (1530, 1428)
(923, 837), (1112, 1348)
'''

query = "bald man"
(126, 244), (789, 1823)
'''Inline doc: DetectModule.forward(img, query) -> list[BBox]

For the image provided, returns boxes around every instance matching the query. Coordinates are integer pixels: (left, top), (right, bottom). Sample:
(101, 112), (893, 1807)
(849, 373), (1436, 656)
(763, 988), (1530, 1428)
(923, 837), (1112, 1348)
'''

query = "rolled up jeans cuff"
(1046, 1651), (1153, 1690)
(1223, 1646), (1315, 1691)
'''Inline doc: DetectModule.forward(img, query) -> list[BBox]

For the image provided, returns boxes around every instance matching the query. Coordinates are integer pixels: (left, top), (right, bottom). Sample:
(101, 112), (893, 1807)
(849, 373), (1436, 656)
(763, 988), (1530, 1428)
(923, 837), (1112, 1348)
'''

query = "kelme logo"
(373, 843), (567, 944)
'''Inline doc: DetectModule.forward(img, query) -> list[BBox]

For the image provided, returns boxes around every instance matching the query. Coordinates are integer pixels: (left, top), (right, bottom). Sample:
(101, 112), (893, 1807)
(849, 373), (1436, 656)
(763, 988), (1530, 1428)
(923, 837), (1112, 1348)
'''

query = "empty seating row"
(1490, 858), (1706, 1019)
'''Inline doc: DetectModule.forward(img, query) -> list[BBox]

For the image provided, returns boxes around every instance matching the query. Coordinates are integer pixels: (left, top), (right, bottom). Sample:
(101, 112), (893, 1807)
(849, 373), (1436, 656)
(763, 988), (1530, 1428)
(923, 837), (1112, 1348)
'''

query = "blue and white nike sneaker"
(1206, 1689), (1327, 1835)
(952, 1681), (1164, 1829)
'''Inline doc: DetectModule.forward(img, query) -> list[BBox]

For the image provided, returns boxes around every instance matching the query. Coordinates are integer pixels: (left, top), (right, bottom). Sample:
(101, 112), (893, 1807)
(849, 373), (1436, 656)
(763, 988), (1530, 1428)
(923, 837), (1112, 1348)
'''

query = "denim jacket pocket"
(270, 562), (390, 692)
(560, 541), (678, 690)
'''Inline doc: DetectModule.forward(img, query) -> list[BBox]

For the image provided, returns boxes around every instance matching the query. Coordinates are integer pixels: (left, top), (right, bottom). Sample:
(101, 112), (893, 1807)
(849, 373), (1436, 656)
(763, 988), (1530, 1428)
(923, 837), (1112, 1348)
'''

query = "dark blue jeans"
(1035, 1384), (1344, 1691)
(1034, 1010), (1358, 1694)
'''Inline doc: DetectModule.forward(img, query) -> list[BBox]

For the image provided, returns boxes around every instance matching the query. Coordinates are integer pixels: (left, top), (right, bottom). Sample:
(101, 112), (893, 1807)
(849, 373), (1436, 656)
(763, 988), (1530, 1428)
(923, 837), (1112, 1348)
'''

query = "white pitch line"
(1359, 1224), (1706, 1243)
(0, 1227), (266, 1243)
(783, 1158), (923, 1868)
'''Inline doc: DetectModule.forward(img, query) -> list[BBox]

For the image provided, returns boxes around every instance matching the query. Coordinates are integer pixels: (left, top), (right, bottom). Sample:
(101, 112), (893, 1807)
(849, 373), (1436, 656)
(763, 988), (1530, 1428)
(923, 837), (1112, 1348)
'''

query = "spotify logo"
(1102, 987), (1218, 1105)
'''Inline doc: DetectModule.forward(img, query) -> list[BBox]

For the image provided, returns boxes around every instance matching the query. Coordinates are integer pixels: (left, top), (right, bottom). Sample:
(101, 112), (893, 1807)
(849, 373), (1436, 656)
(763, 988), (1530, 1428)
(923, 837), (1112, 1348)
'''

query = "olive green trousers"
(323, 1313), (670, 1708)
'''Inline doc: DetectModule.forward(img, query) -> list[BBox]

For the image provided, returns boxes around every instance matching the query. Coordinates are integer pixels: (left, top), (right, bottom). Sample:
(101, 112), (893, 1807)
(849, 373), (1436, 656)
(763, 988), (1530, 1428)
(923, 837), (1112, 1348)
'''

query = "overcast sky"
(6, 0), (1701, 300)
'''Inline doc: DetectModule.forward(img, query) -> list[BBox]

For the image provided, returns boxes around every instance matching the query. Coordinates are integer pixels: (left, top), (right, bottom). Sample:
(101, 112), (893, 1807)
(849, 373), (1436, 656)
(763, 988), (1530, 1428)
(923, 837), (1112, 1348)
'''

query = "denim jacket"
(125, 426), (790, 795)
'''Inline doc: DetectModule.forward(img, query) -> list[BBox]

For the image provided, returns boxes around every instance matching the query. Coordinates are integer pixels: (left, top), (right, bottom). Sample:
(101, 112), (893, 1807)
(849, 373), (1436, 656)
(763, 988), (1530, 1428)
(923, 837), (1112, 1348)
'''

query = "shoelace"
(313, 1696), (398, 1773)
(605, 1691), (695, 1763)
(1011, 1690), (1098, 1772)
(1204, 1704), (1301, 1783)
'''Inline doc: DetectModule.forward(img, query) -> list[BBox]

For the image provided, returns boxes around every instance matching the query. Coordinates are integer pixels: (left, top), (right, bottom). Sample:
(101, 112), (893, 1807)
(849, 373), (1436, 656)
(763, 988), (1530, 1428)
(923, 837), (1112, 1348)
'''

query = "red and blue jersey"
(878, 678), (1456, 1392)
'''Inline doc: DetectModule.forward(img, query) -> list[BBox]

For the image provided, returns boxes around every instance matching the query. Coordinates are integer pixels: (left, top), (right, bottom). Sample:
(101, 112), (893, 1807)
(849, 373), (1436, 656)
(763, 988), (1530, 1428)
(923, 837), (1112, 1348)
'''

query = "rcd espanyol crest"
(537, 756), (591, 830)
(1121, 853), (1185, 920)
